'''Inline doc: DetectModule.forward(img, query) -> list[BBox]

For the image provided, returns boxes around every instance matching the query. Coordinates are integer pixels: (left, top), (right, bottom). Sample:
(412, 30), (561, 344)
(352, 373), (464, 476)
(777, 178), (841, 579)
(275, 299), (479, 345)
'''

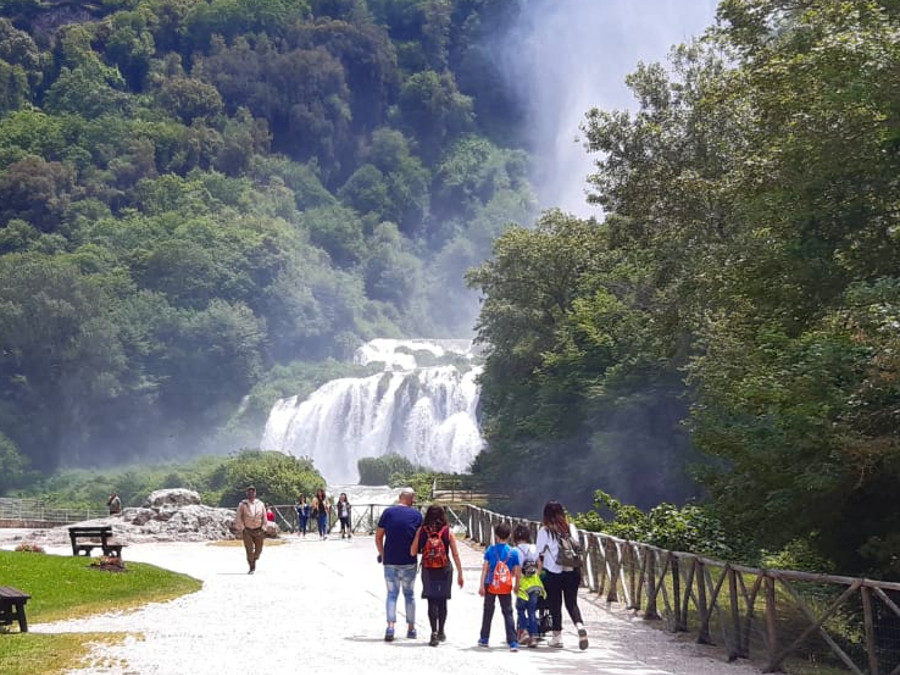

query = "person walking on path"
(295, 495), (310, 536)
(337, 493), (352, 539)
(375, 487), (422, 642)
(235, 486), (267, 574)
(513, 523), (545, 647)
(312, 488), (331, 540)
(478, 522), (522, 651)
(107, 492), (122, 515)
(410, 505), (464, 646)
(535, 500), (589, 649)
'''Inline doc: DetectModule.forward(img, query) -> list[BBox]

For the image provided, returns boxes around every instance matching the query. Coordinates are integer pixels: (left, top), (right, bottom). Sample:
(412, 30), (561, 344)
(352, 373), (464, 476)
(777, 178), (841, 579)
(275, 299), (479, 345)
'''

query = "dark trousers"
(339, 515), (351, 535)
(297, 515), (308, 534)
(427, 598), (447, 633)
(480, 588), (516, 644)
(544, 569), (583, 631)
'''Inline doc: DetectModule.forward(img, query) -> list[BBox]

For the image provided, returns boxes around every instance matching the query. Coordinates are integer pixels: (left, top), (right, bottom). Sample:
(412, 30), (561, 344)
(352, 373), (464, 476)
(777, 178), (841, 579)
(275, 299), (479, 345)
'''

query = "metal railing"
(463, 504), (900, 674)
(0, 497), (107, 525)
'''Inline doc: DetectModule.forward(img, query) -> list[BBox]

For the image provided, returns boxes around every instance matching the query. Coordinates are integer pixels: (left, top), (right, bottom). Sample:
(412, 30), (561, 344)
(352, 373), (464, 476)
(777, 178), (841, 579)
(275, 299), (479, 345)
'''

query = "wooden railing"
(463, 504), (900, 674)
(0, 497), (107, 526)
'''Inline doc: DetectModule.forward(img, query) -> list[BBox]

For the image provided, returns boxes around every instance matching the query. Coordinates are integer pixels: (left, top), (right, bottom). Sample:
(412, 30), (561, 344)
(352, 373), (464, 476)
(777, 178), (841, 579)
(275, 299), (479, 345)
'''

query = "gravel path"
(29, 536), (760, 674)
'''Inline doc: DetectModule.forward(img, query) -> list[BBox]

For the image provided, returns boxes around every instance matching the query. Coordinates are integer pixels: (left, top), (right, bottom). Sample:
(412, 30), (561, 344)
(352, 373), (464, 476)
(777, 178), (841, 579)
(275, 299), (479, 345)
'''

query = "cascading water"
(259, 340), (485, 483)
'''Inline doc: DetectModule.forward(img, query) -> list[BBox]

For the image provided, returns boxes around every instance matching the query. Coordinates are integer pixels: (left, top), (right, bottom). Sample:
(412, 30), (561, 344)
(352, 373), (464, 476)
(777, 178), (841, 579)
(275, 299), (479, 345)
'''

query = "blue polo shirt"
(378, 505), (423, 566)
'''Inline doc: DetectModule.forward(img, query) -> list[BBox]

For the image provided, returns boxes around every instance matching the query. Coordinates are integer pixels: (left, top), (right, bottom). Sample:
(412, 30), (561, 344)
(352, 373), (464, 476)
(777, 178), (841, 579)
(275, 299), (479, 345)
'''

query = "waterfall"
(259, 339), (485, 483)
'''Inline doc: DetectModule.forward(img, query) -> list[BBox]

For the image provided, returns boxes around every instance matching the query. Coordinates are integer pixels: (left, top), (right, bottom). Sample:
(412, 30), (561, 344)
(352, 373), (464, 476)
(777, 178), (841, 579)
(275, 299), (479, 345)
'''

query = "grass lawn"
(0, 549), (201, 673)
(0, 550), (202, 623)
(0, 632), (129, 675)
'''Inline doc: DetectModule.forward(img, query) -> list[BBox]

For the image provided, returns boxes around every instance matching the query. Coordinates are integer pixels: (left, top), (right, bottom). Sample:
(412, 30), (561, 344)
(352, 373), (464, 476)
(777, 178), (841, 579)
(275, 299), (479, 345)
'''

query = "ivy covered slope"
(469, 1), (899, 578)
(0, 0), (534, 477)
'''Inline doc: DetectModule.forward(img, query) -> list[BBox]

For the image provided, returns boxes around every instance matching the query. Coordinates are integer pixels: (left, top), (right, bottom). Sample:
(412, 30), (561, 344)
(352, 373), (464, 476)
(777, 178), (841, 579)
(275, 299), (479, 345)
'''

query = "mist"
(497, 0), (718, 217)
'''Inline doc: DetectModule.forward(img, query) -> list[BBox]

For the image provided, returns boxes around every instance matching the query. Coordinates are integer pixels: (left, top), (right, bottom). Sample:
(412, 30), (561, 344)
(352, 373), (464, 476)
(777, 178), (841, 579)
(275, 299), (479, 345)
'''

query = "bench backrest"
(68, 526), (113, 538)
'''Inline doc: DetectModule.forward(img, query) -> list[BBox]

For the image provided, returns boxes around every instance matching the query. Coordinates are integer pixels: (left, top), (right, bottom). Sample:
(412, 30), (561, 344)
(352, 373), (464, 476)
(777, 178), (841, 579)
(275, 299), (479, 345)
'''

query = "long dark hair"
(315, 488), (326, 502)
(338, 492), (348, 503)
(423, 505), (447, 531)
(542, 501), (568, 536)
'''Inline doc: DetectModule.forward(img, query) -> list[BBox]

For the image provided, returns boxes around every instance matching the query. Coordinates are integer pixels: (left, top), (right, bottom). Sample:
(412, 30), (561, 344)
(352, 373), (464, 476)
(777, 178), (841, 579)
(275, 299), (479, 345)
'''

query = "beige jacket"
(235, 499), (266, 532)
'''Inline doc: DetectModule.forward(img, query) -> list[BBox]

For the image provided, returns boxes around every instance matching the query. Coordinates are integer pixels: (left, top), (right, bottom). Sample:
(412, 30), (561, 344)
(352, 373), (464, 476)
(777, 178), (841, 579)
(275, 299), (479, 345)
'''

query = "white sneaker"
(549, 631), (563, 648)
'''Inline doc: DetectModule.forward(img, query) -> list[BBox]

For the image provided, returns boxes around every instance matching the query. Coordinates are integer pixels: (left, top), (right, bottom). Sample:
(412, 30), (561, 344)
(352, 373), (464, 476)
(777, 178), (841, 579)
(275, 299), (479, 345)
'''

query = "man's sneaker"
(509, 642), (519, 652)
(437, 631), (446, 642)
(578, 627), (588, 650)
(406, 627), (417, 639)
(429, 632), (439, 647)
(384, 627), (394, 642)
(477, 638), (489, 648)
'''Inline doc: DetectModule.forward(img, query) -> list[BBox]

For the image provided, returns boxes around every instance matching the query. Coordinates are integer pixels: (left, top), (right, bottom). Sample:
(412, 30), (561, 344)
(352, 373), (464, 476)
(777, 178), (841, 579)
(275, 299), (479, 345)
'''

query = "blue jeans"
(384, 564), (417, 625)
(298, 515), (308, 534)
(516, 594), (539, 636)
(317, 513), (328, 536)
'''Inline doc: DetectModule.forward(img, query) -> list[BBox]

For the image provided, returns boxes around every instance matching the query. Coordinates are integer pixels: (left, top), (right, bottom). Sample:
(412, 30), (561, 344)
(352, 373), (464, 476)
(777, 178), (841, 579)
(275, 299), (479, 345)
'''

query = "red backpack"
(488, 546), (513, 595)
(422, 526), (449, 569)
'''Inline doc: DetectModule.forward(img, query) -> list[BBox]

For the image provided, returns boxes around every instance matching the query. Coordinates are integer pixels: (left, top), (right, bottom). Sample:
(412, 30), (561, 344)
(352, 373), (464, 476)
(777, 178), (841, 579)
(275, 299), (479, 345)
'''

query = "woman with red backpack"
(410, 506), (464, 647)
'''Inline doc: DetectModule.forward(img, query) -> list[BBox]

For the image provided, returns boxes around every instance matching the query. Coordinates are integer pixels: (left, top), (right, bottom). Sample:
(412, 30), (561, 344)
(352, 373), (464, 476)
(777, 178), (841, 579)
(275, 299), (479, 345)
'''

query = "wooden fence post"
(860, 586), (878, 675)
(644, 547), (660, 620)
(671, 557), (686, 632)
(763, 575), (781, 672)
(696, 560), (711, 644)
(606, 539), (619, 603)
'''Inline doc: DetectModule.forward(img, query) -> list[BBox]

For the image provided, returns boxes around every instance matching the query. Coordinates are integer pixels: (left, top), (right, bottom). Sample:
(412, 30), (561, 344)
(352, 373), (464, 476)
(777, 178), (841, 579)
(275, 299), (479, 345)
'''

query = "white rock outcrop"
(8, 489), (237, 546)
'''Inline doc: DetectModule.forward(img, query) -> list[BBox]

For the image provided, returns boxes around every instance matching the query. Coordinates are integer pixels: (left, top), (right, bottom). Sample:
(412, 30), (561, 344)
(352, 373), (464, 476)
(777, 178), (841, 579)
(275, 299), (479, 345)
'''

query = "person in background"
(410, 505), (464, 646)
(295, 495), (310, 537)
(234, 486), (266, 574)
(107, 492), (122, 516)
(312, 488), (330, 540)
(478, 522), (522, 651)
(375, 487), (422, 642)
(337, 492), (352, 538)
(513, 523), (545, 648)
(266, 505), (275, 522)
(536, 500), (588, 649)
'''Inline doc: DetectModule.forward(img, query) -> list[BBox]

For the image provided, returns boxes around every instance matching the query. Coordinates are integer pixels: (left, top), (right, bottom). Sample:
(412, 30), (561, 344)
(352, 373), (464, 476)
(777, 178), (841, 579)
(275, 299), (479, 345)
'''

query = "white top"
(516, 542), (538, 567)
(535, 523), (579, 574)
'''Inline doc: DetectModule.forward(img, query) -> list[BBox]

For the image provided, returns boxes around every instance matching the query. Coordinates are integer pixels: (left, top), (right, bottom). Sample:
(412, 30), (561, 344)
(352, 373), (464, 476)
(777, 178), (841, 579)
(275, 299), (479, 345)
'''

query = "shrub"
(14, 542), (44, 553)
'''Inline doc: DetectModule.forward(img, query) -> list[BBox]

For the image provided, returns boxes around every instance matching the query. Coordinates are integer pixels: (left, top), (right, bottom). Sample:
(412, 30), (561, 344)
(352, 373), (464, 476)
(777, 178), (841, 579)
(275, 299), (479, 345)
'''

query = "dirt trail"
(28, 536), (758, 674)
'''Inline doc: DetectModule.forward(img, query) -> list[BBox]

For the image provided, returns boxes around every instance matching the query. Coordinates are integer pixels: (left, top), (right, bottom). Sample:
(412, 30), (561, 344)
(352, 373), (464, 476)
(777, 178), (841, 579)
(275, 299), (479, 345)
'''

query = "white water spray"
(260, 340), (484, 483)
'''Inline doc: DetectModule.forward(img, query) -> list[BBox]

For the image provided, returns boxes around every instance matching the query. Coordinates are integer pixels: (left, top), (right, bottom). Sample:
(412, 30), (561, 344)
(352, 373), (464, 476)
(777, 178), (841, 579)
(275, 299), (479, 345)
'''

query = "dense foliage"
(471, 1), (899, 578)
(18, 450), (325, 508)
(357, 453), (419, 484)
(0, 0), (534, 477)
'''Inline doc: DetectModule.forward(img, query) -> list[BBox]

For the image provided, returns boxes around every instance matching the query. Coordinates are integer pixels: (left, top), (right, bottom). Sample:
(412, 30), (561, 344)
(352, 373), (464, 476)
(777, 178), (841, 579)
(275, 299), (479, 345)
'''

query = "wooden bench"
(68, 526), (125, 558)
(0, 586), (30, 632)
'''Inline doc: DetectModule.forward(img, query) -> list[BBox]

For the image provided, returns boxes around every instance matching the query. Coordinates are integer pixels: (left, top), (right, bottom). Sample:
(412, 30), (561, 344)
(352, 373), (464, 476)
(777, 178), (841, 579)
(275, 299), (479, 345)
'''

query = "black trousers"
(480, 588), (516, 644)
(427, 598), (447, 633)
(544, 569), (583, 631)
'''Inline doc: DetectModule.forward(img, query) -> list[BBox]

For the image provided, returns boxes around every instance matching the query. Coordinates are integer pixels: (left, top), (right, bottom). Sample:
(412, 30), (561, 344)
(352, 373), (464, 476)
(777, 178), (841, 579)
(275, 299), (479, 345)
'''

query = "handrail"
(461, 503), (900, 673)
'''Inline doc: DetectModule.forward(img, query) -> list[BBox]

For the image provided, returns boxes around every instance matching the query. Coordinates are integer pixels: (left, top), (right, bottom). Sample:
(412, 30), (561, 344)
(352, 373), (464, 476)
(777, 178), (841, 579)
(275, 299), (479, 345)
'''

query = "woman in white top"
(535, 500), (588, 650)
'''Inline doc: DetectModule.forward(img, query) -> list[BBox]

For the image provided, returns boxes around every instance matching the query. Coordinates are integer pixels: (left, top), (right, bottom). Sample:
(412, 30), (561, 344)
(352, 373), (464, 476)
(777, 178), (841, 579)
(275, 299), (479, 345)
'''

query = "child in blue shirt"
(478, 522), (522, 651)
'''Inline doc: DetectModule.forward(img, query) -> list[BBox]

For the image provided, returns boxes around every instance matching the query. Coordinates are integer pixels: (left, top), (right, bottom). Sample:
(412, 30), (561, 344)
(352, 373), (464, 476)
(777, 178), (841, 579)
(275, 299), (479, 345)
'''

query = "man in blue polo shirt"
(375, 487), (423, 642)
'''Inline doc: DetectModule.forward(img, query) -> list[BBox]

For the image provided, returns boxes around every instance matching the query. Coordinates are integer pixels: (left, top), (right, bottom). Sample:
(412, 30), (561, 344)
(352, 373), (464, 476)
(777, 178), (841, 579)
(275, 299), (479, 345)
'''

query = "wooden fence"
(463, 504), (900, 674)
(0, 497), (107, 527)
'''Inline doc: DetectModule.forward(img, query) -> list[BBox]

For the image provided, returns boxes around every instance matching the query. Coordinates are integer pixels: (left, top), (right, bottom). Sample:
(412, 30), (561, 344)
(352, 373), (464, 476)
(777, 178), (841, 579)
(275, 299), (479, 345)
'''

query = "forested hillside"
(469, 0), (899, 578)
(0, 0), (534, 477)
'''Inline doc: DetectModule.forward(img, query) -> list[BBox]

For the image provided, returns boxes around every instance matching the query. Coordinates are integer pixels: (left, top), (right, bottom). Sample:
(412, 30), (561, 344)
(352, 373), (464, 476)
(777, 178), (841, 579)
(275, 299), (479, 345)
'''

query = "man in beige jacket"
(235, 486), (266, 574)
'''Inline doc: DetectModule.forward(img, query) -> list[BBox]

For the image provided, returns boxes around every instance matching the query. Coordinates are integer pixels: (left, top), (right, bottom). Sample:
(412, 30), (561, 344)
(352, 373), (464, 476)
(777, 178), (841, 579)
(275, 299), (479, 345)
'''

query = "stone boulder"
(143, 488), (201, 509)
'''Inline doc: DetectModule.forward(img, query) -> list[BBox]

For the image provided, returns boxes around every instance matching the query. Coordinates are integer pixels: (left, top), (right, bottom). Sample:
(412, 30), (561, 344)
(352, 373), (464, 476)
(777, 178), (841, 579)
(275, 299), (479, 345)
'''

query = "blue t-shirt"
(378, 505), (423, 566)
(483, 543), (521, 586)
